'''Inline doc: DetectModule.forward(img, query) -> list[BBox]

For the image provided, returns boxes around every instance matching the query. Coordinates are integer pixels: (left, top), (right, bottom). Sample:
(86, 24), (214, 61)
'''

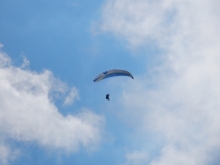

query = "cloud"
(21, 55), (30, 69)
(101, 0), (220, 164)
(0, 49), (105, 163)
(100, 0), (176, 47)
(123, 151), (148, 165)
(0, 143), (20, 165)
(64, 87), (79, 105)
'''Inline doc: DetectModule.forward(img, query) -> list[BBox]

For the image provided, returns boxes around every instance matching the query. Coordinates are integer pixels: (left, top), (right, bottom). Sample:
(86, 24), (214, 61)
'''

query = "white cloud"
(123, 151), (148, 165)
(0, 50), (105, 163)
(100, 0), (176, 46)
(64, 87), (79, 105)
(101, 0), (220, 164)
(21, 55), (30, 69)
(0, 143), (20, 165)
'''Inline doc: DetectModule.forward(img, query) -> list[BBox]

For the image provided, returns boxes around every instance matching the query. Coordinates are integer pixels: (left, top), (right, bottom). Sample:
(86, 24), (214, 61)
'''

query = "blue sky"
(1, 0), (220, 165)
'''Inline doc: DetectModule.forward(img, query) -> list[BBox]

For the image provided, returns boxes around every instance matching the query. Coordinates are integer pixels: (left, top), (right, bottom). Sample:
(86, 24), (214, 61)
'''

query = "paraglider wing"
(93, 69), (134, 82)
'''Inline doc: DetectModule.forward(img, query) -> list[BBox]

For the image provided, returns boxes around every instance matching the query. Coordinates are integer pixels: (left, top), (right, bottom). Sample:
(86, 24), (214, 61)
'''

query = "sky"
(0, 0), (220, 165)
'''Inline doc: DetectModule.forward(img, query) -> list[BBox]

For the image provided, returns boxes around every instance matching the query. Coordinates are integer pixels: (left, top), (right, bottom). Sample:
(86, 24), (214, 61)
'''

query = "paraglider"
(93, 69), (134, 100)
(93, 69), (134, 82)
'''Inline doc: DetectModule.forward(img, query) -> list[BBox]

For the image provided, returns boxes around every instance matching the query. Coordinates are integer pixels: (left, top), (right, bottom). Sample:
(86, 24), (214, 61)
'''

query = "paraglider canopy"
(93, 69), (134, 82)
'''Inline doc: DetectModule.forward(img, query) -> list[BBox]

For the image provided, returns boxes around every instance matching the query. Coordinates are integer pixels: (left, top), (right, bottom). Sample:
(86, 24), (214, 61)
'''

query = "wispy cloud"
(0, 48), (105, 163)
(21, 55), (30, 69)
(101, 0), (220, 164)
(0, 142), (20, 165)
(123, 151), (148, 165)
(64, 87), (79, 106)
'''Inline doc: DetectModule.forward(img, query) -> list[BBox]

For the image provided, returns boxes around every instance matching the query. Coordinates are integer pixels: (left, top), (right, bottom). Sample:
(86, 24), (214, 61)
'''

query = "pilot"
(106, 94), (110, 101)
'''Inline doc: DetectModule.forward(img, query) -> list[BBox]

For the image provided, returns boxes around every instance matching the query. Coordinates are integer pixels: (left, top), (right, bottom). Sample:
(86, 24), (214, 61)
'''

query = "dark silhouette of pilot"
(106, 94), (110, 101)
